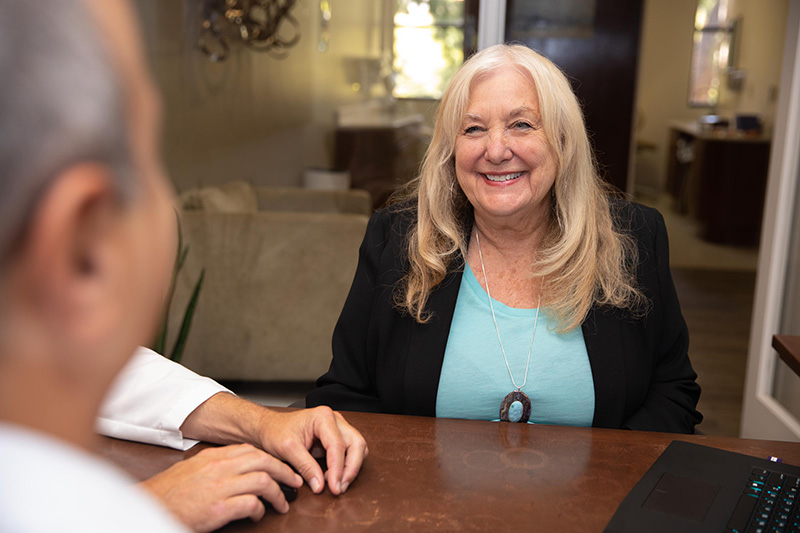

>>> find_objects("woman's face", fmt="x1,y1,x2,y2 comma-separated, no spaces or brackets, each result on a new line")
454,65,557,226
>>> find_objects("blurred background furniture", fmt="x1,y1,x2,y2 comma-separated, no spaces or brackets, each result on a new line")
665,121,771,246
168,181,370,382
335,102,424,210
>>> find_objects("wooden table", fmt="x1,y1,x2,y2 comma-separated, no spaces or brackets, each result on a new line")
97,410,800,532
774,334,800,378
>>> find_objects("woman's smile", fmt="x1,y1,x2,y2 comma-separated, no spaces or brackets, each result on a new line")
481,171,526,183
454,65,557,223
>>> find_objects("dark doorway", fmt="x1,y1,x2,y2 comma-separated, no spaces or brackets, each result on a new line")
505,0,644,192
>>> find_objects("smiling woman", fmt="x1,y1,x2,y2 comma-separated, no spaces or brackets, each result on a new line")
307,44,702,435
454,66,556,241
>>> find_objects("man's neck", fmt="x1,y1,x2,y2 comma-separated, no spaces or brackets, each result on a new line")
0,359,102,451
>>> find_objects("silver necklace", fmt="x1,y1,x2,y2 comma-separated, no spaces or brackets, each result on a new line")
475,228,541,423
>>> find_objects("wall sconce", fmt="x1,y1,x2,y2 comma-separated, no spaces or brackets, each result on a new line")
198,0,301,62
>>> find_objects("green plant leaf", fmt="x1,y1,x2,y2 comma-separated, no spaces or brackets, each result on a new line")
177,244,190,273
169,268,205,363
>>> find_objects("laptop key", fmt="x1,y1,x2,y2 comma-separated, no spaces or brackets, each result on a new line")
770,472,786,486
729,493,760,532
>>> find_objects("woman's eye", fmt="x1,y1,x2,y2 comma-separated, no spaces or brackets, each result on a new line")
511,121,533,130
463,125,483,135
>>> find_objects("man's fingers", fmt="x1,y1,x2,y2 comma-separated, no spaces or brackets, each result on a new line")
236,448,302,487
323,439,346,495
257,407,366,496
243,472,292,514
340,439,368,492
332,411,368,493
306,408,368,495
199,443,301,487
306,408,348,495
280,444,326,494
196,442,257,460
218,494,267,525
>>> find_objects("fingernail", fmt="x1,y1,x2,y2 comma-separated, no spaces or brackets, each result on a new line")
341,481,349,493
310,478,322,493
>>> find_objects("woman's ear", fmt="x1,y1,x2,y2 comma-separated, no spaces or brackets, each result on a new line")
13,163,121,343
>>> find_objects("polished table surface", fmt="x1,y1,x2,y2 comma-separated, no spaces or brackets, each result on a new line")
774,334,800,377
97,410,800,532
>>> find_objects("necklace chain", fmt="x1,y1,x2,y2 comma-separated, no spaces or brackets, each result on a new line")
474,228,541,392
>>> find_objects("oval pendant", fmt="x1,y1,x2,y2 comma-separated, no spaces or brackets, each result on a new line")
499,390,531,423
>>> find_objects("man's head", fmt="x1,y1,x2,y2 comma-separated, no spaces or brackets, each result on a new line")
0,0,132,259
0,0,174,441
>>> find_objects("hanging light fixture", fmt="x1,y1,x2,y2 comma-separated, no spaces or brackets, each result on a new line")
198,0,301,62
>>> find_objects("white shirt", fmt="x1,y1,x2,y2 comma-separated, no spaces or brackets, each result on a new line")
0,422,189,532
96,347,230,450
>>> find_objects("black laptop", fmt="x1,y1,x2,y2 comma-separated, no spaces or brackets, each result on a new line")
605,440,800,532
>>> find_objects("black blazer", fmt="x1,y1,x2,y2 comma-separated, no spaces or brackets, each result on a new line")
306,201,702,434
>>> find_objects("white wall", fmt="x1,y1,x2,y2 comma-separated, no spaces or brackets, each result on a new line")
717,0,787,129
135,0,384,191
634,0,702,194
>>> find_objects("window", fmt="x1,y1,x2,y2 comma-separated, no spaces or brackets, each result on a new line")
688,0,737,108
392,0,475,99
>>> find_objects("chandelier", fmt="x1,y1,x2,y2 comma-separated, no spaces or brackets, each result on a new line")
198,0,300,62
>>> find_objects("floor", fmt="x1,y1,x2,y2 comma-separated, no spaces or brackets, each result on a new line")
641,194,759,272
229,193,759,437
640,193,758,437
672,269,755,436
221,380,313,408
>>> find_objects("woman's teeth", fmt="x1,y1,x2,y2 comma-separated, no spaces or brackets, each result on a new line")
483,172,523,182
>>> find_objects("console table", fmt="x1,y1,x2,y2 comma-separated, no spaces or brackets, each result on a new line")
334,109,423,210
665,121,771,246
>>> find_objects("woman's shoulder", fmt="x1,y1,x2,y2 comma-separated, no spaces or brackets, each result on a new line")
609,197,665,239
371,200,417,234
359,200,418,258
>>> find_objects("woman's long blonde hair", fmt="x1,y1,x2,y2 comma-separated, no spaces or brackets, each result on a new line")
394,44,644,332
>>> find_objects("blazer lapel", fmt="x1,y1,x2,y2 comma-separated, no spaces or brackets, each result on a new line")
583,306,627,428
403,269,463,416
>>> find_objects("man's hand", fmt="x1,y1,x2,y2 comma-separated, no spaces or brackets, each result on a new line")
179,393,368,496
140,443,302,532
255,406,369,496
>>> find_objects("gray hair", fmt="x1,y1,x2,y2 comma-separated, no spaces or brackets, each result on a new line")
0,0,133,262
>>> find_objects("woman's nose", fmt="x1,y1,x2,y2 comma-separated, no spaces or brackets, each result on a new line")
484,130,512,164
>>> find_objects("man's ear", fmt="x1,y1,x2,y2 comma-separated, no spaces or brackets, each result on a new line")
15,163,121,342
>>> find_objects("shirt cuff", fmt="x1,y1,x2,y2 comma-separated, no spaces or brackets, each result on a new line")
96,347,231,450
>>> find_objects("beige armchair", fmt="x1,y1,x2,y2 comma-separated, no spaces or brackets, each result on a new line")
167,182,370,382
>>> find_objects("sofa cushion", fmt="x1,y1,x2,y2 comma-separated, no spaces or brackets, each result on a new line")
180,181,258,213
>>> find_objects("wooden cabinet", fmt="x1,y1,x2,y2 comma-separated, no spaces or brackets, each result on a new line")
666,122,771,246
335,118,423,211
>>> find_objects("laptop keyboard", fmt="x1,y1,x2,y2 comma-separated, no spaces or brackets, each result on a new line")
727,468,800,533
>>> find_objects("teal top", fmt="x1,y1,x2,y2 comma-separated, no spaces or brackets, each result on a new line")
435,263,595,425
